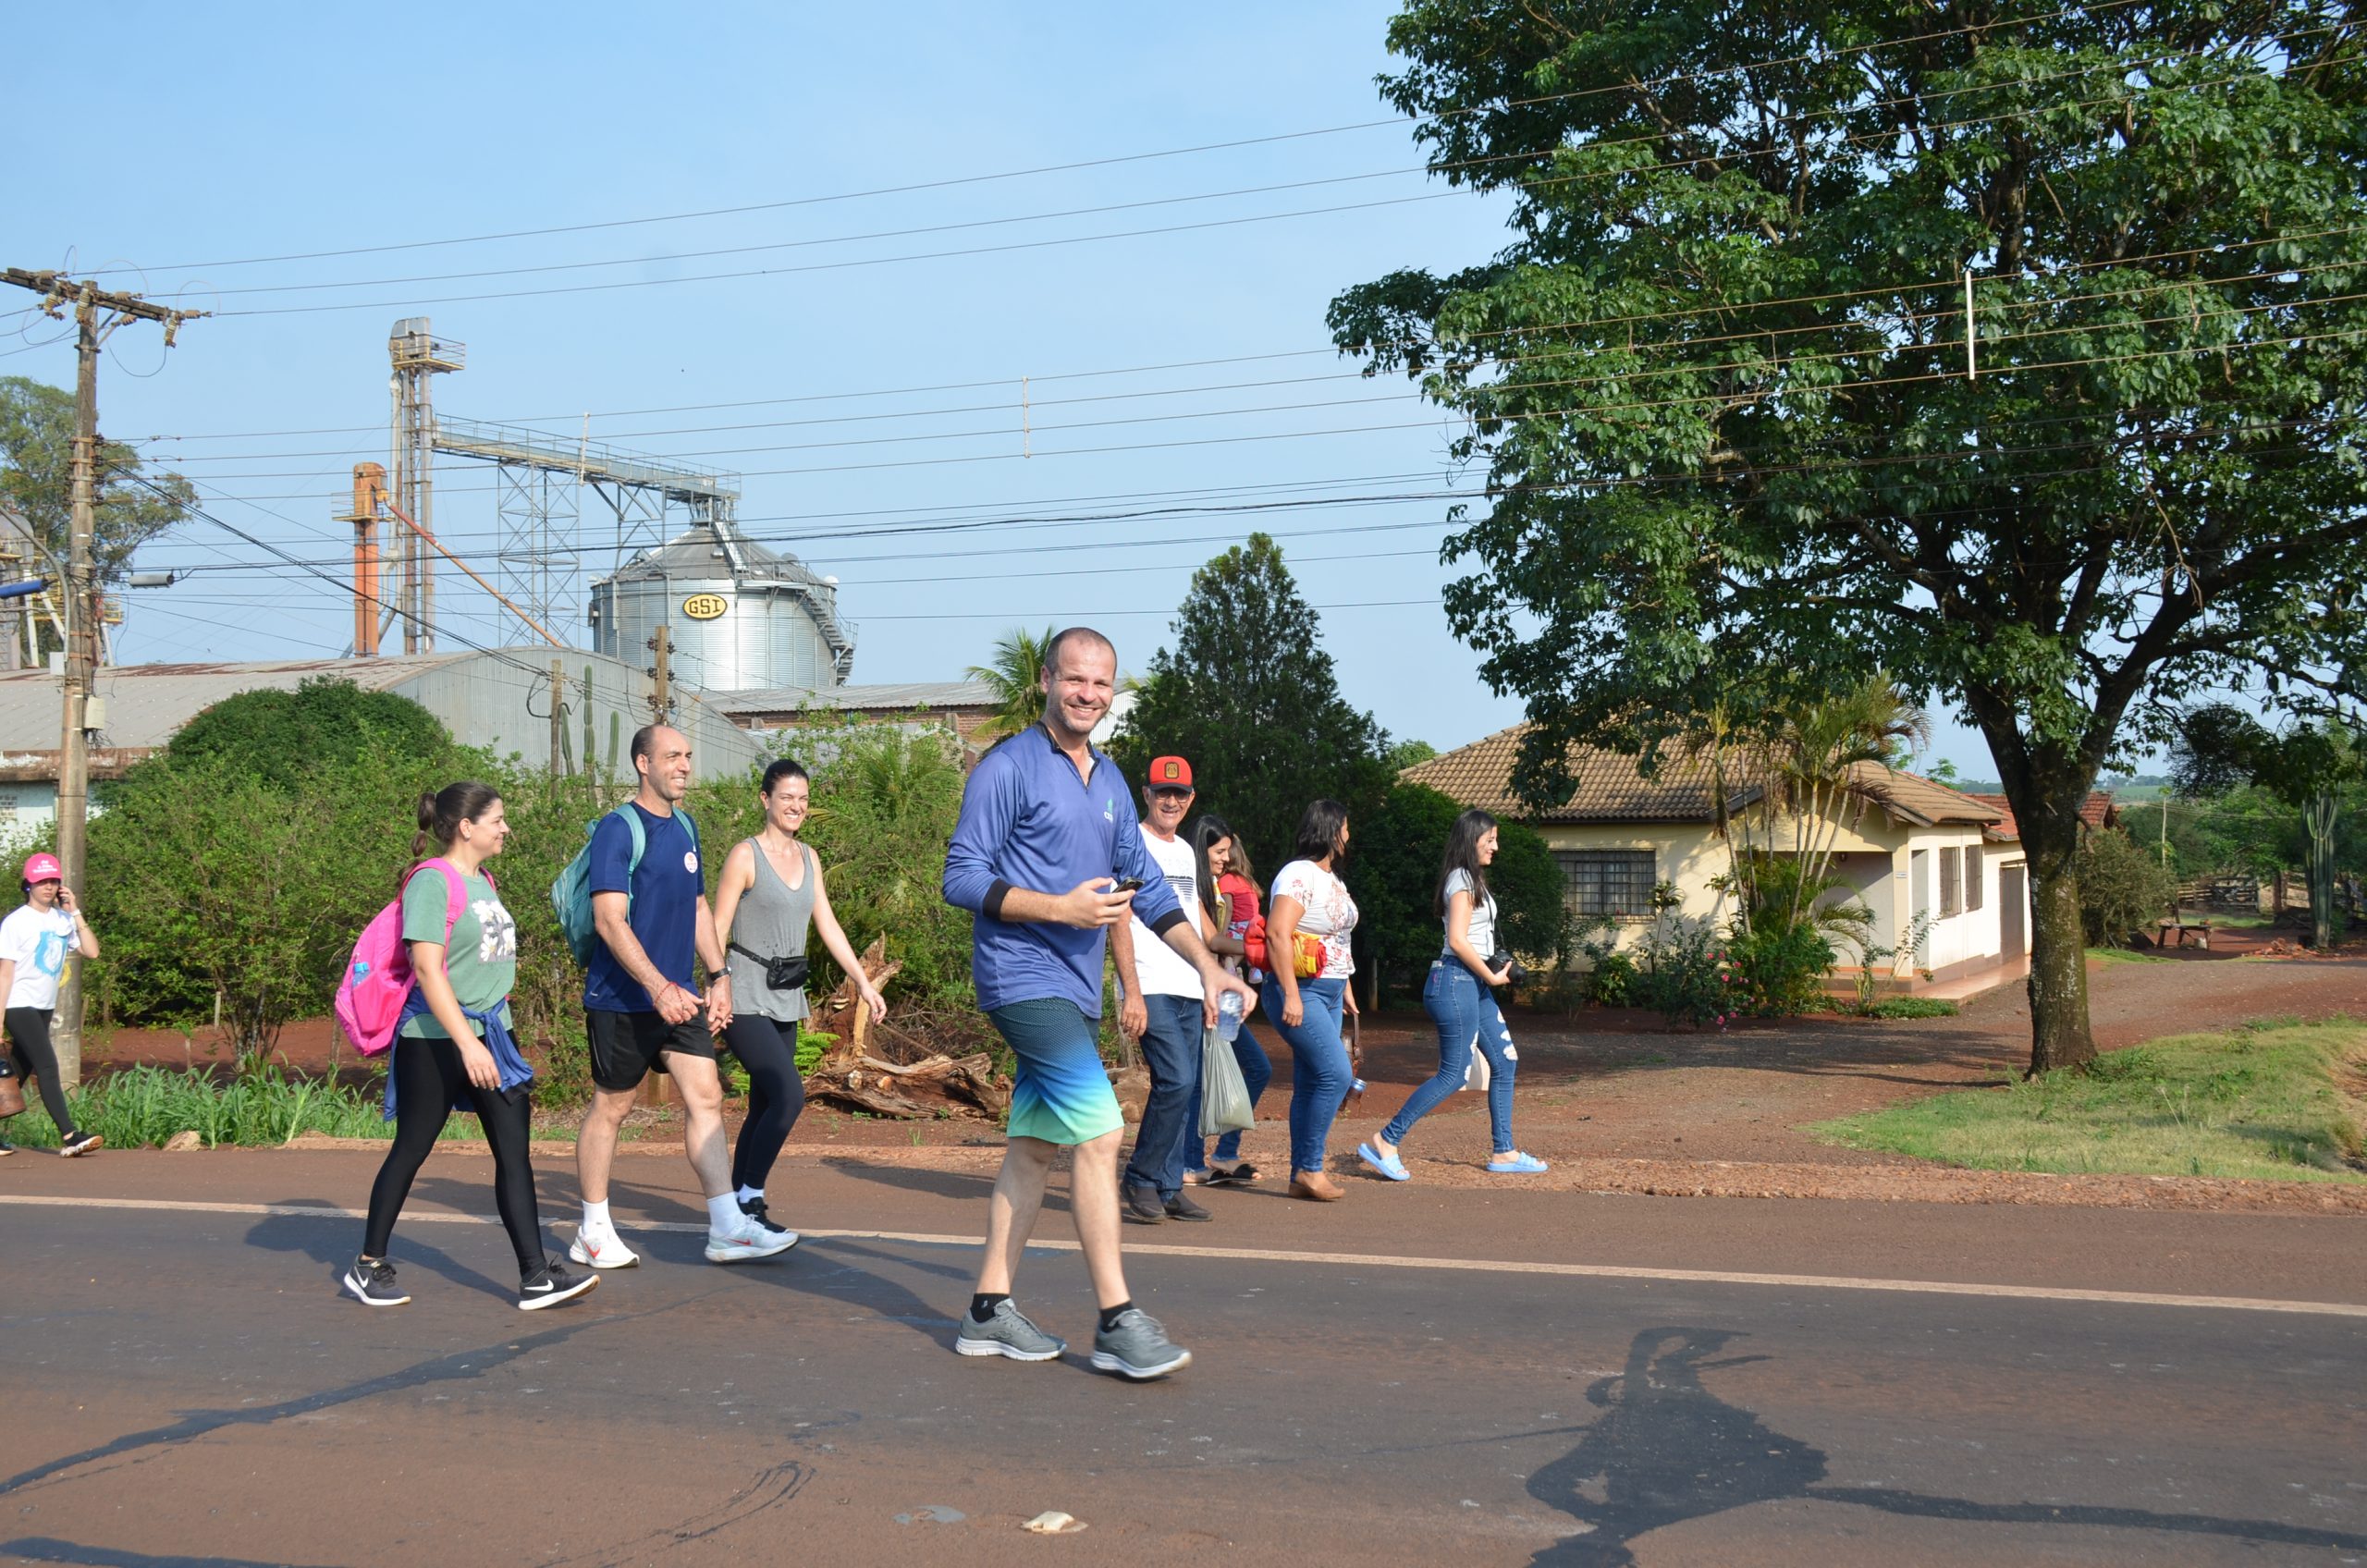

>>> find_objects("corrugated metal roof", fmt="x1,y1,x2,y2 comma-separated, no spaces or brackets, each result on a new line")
712,680,999,715
1405,722,2004,827
0,654,474,749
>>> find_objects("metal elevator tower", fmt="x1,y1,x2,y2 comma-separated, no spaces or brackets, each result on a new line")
387,319,462,653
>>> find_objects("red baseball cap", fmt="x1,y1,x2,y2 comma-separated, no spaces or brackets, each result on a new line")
1147,756,1194,789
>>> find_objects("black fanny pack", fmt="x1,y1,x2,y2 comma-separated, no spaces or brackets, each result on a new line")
730,942,809,991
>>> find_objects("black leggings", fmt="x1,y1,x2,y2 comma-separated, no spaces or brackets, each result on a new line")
723,1014,806,1193
362,1034,544,1277
6,1006,76,1139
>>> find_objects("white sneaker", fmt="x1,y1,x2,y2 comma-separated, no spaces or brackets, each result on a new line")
705,1214,798,1264
567,1226,640,1269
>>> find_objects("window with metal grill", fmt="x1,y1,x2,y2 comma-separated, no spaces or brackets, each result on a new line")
1940,846,1961,918
1964,843,1982,912
1555,850,1657,918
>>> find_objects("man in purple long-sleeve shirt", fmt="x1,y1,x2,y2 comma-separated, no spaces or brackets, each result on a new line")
942,626,1253,1380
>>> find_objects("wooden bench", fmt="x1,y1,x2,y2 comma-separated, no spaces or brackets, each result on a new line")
2152,917,2214,949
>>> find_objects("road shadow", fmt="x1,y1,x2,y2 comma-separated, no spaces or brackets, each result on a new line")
824,1157,1066,1211
241,1195,515,1305
1526,1327,2367,1565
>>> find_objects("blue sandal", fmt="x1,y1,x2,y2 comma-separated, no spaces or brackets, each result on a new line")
1487,1151,1549,1174
1357,1142,1410,1182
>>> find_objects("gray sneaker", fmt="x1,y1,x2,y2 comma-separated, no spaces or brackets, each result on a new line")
1090,1307,1192,1380
954,1299,1066,1362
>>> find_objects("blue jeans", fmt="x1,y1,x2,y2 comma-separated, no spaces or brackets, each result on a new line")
1261,976,1351,1176
1122,993,1205,1199
1383,961,1517,1154
1189,1017,1274,1170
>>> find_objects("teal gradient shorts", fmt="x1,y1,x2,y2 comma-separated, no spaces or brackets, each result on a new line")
987,998,1123,1145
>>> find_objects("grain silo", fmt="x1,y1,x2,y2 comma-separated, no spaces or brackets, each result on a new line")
588,519,855,693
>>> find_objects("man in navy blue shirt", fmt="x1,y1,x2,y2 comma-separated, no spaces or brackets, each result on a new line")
570,724,794,1271
943,627,1253,1380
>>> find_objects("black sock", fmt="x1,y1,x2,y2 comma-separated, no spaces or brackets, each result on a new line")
969,1292,1010,1324
1098,1300,1134,1333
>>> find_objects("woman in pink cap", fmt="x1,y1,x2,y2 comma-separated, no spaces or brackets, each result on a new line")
0,851,103,1157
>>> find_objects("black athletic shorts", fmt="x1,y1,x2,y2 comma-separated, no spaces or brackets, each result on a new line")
586,1006,717,1092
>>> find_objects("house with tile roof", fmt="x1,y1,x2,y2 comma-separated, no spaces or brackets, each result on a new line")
1404,724,2036,989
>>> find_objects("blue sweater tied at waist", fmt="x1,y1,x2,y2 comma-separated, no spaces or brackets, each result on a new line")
383,986,536,1121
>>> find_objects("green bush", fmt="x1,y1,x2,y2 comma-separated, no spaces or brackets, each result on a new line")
1723,920,1837,1016
1574,937,1638,1006
1632,909,1730,1028
2079,826,2179,946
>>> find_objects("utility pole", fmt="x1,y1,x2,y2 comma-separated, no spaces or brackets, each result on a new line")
549,658,568,777
648,623,673,726
2,268,203,1090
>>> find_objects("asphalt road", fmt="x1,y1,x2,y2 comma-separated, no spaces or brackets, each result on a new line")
3,1151,2363,1567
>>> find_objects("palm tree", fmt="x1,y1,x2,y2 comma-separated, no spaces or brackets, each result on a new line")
966,626,1056,741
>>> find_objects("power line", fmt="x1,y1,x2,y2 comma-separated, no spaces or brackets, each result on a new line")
130,221,2367,450
99,0,2151,280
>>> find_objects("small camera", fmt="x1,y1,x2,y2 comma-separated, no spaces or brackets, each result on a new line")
1489,952,1529,986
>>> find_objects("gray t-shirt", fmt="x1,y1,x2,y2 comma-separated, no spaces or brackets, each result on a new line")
1441,867,1498,959
725,839,817,1023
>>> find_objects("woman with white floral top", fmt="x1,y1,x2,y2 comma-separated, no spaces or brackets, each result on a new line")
1259,799,1359,1201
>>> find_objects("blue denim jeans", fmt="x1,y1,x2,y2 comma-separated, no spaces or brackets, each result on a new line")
1383,961,1517,1154
1188,1017,1274,1170
1261,975,1351,1176
1122,993,1205,1199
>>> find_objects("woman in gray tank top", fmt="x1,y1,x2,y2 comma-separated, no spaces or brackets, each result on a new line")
710,759,888,1237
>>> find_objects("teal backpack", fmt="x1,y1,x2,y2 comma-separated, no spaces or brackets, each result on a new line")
551,805,700,966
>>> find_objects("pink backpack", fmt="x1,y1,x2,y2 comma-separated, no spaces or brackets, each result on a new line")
334,858,471,1057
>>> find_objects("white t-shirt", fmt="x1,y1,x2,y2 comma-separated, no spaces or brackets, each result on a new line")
1272,858,1358,979
1441,867,1499,958
0,904,80,1011
1125,827,1204,999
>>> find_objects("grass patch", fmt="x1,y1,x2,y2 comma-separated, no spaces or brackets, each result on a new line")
4,1062,464,1150
2087,945,2174,964
1860,997,1959,1019
1812,1021,2367,1182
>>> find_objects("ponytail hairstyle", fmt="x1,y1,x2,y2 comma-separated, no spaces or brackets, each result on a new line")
1435,807,1499,918
408,780,503,880
1191,814,1239,925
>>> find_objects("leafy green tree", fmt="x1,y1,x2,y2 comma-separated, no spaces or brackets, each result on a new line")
1344,780,1466,1000
1331,1,2367,1072
1384,738,1440,772
964,625,1055,741
0,375,193,643
2174,704,2363,946
166,678,459,788
1489,820,1572,968
1112,533,1392,874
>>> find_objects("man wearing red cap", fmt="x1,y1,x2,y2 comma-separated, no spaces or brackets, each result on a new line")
0,852,104,1157
1110,756,1213,1224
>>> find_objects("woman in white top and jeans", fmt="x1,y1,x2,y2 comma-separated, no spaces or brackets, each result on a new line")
1359,809,1547,1180
1260,799,1359,1201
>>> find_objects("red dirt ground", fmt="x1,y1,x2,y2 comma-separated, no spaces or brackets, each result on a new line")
80,934,2366,1172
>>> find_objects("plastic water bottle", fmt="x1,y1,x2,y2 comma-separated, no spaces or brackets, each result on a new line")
1216,988,1244,1042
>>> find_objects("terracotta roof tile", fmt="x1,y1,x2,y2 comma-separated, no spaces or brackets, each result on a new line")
1405,724,2004,827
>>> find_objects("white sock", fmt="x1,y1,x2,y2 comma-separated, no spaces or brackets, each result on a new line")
582,1199,611,1231
736,1184,764,1205
706,1194,743,1232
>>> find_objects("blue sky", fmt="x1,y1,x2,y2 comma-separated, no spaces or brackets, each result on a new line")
6,2,2001,773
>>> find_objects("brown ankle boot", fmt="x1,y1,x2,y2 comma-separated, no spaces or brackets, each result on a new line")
1289,1170,1345,1202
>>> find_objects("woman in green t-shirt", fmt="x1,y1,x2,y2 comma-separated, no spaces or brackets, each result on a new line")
346,781,596,1314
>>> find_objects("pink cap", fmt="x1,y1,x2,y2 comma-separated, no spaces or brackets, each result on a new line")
21,852,61,885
